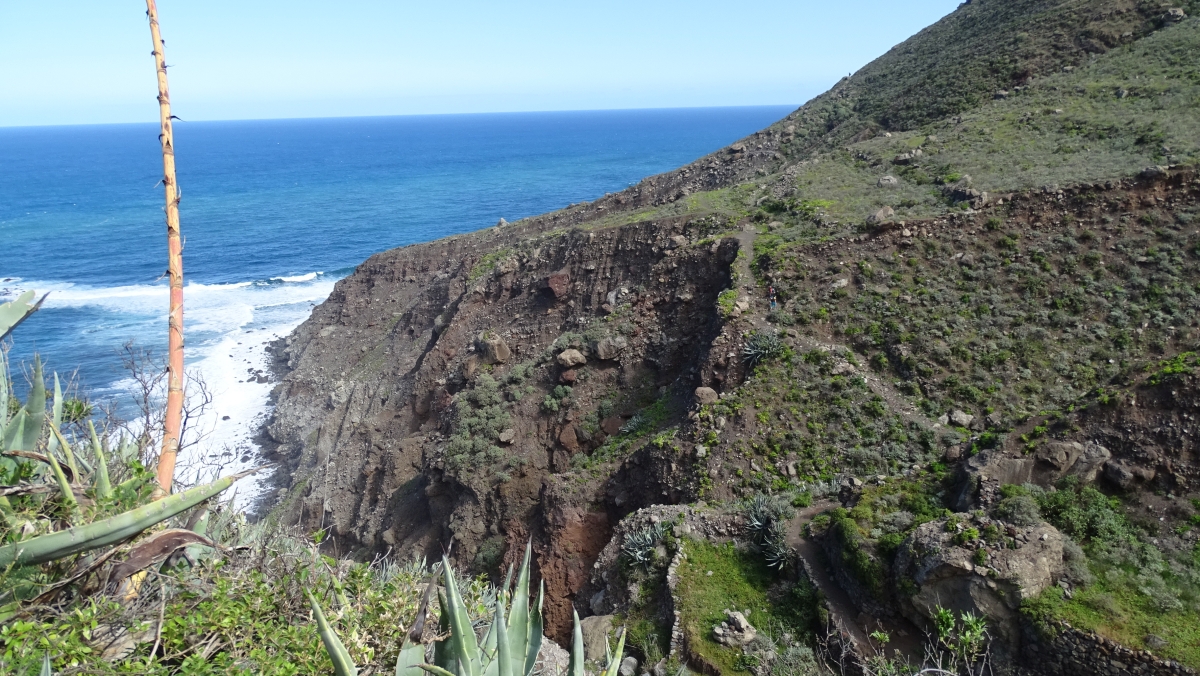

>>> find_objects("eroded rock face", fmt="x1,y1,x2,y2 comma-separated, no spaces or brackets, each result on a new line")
262,214,738,638
895,519,1065,648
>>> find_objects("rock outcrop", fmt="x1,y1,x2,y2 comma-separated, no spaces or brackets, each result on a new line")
895,518,1065,649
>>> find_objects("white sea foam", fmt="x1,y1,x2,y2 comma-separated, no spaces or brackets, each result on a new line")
271,272,322,283
7,273,336,508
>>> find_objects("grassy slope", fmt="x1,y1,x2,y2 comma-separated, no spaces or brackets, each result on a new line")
674,540,819,674
602,16,1200,232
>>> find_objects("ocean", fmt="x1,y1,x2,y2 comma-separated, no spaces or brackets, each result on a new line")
0,106,791,488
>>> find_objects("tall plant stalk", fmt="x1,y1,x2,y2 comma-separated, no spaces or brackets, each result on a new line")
146,0,184,497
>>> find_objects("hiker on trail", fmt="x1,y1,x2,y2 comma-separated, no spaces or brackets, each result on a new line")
768,285,777,310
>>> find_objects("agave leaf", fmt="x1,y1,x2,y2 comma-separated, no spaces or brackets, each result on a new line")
0,467,259,568
501,563,514,598
0,290,46,341
569,610,585,676
433,589,460,674
49,375,62,451
88,421,111,499
306,588,358,676
40,651,52,676
522,581,544,676
396,640,427,676
601,629,627,676
495,603,513,676
43,427,77,514
482,607,498,662
442,555,481,676
3,410,26,453
417,665,459,676
50,375,81,481
508,542,532,676
19,357,46,452
0,349,9,430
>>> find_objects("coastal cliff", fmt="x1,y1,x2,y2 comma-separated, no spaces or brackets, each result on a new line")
263,0,1200,668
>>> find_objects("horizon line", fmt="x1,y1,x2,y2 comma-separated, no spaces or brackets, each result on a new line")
0,103,800,131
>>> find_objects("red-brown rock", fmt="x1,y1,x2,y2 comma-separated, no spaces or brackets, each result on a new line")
546,272,571,299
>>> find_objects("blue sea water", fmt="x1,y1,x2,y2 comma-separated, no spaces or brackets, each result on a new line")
0,107,789,461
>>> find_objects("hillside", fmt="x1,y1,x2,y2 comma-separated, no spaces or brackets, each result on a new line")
261,2,1200,674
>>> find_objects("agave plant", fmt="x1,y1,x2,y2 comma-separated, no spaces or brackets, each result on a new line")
0,292,253,618
621,522,668,569
310,542,627,676
741,331,784,367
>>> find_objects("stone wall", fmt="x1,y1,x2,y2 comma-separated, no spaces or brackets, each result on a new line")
1021,621,1195,676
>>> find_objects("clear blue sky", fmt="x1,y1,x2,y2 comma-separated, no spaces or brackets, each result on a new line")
1,1,960,127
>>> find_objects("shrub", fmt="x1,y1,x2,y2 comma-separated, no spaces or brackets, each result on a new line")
1035,477,1132,544
995,494,1042,526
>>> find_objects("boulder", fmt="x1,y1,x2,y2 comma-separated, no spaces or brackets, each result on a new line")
619,656,638,676
712,610,757,647
867,206,895,225
1035,442,1084,474
694,387,719,406
878,175,899,188
557,349,587,368
476,333,511,364
1104,461,1136,489
537,637,571,676
601,417,624,436
559,425,581,454
579,615,615,662
895,519,1064,648
1066,443,1111,483
498,428,516,444
559,369,577,384
593,336,628,361
1166,7,1187,21
949,410,974,427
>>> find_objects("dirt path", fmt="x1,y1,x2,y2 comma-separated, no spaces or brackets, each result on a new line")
786,502,924,663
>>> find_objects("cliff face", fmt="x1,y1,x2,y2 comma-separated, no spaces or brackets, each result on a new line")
263,214,746,634
262,0,1200,650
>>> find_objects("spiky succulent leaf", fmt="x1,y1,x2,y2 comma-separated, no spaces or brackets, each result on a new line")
442,556,481,676
19,357,46,452
40,652,52,676
88,421,111,499
495,602,513,676
0,290,45,341
45,427,77,513
433,589,459,674
507,541,532,676
569,610,585,676
523,581,544,676
306,588,358,676
0,468,253,567
601,629,627,676
396,641,427,676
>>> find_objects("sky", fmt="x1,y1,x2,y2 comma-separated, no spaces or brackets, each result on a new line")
0,1,961,127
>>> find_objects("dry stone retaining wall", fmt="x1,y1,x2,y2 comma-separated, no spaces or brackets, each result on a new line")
1021,622,1195,676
